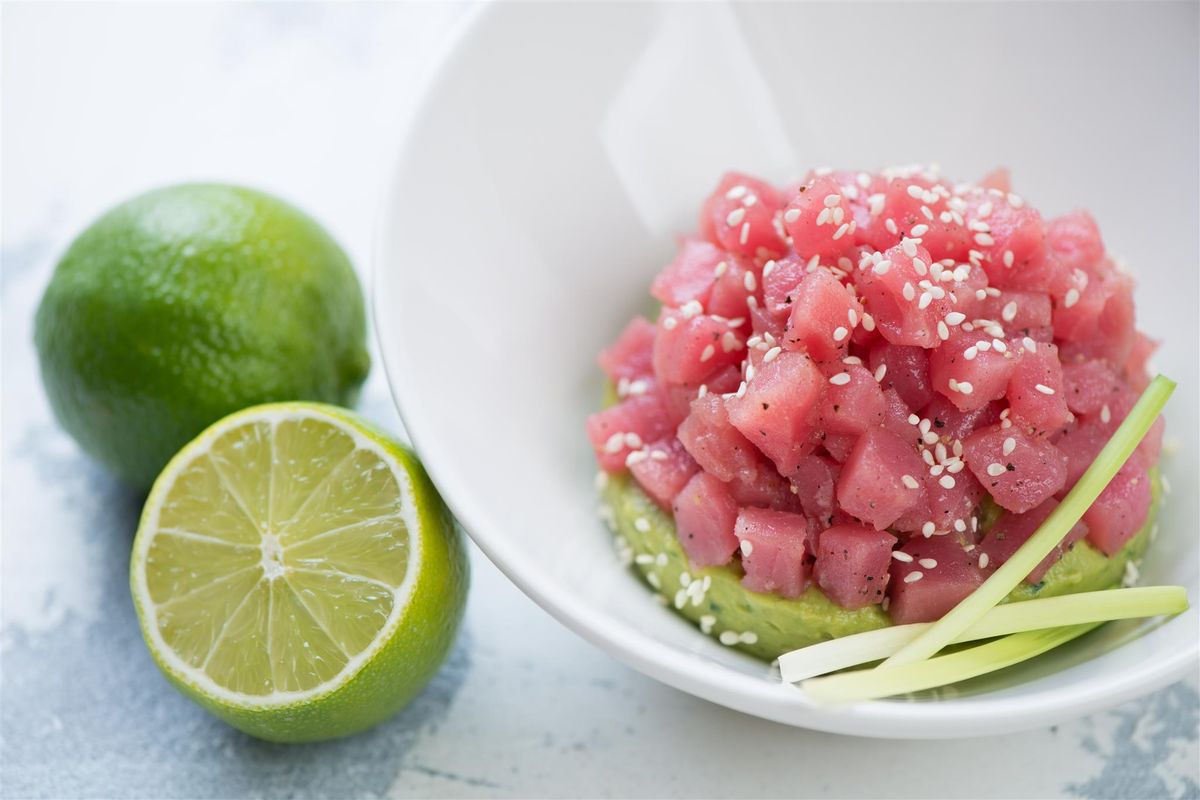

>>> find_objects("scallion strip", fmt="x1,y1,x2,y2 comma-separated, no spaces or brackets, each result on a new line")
780,586,1187,683
883,375,1175,668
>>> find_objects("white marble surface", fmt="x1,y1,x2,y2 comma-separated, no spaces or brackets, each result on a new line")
1,4,1197,798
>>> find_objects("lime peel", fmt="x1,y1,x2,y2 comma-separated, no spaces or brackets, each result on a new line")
780,585,1188,684
883,374,1176,668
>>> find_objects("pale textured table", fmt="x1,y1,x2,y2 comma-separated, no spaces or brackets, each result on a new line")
2,5,1197,799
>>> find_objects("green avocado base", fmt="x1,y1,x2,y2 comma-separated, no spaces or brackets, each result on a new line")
600,468,1161,662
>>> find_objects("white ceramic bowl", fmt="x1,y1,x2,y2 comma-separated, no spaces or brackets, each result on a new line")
374,2,1198,737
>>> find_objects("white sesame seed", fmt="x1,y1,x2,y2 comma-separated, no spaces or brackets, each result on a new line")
861,313,876,331
1008,193,1024,208
902,238,918,257
783,208,801,224
946,311,966,325
740,539,754,557
938,475,956,489
762,260,776,278
918,558,939,569
763,346,782,364
1003,437,1017,456
833,222,851,240
726,185,748,200
975,289,987,301
680,299,703,318
992,339,1007,353
625,449,648,467
635,517,651,533
901,474,920,489
603,433,625,453
907,185,925,199
1101,404,1112,424
911,224,930,237
987,463,1006,477
977,339,992,352
743,271,757,292
647,573,661,590
979,553,990,569
829,372,852,386
843,355,864,366
740,222,750,245
719,630,739,646
962,346,978,361
904,571,924,583
700,344,715,362
824,193,842,208
874,363,888,383
937,321,950,340
624,433,643,449
974,232,995,247
913,257,928,276
918,291,933,310
1003,250,1014,268
908,413,921,425
817,207,832,226
663,316,678,330
903,282,916,302
954,519,967,532
1023,336,1037,353
1035,383,1056,395
873,259,892,275
923,431,939,445
1064,288,1081,308
740,631,759,645
726,207,746,227
1001,301,1018,322
848,308,859,327
833,326,849,342
922,521,936,537
919,418,932,434
714,260,728,277
957,381,974,395
700,615,716,634
635,553,654,565
892,550,914,562
886,218,899,235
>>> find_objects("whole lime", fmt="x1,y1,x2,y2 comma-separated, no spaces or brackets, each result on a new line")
34,184,371,489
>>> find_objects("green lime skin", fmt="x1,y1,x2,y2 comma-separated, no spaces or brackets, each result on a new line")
35,184,371,489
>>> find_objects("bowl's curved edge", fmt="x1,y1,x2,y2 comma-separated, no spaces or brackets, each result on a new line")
370,1,1200,739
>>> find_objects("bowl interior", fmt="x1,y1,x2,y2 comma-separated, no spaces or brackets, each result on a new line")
375,2,1198,736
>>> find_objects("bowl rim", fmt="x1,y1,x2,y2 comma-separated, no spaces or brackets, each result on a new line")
370,0,1199,738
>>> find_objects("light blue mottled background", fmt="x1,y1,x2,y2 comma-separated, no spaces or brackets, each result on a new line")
1,4,1197,798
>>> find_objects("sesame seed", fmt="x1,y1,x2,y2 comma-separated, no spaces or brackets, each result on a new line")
937,321,950,340
647,572,661,589
892,550,914,562
923,430,939,444
663,316,678,330
833,326,849,341
700,344,715,362
824,193,842,208
919,291,933,309
763,346,781,364
977,339,992,352
918,558,938,569
937,474,955,489
697,384,708,399
726,207,746,227
975,289,987,301
1023,336,1037,353
913,257,928,276
901,474,920,489
861,313,876,331
954,519,967,532
903,282,916,301
833,222,851,240
635,517,651,533
886,218,899,235
911,224,930,237
726,185,748,200
957,381,974,395
1008,193,1024,208
739,222,750,245
740,539,754,557
1035,383,1056,395
922,521,936,537
743,271,757,292
978,201,994,218
829,372,852,386
680,299,703,318
979,553,990,569
993,339,1007,353
908,413,921,425
700,615,716,634
848,308,859,326
714,260,728,277
740,631,759,645
902,238,918,257
719,630,739,646
762,260,776,278
1101,404,1112,424
635,553,654,565
1003,250,1014,268
904,571,924,583
784,208,801,224
946,311,966,325
907,185,925,199
987,463,1006,477
1002,301,1018,322
874,363,888,382
1064,288,1081,308
1003,437,1017,456
974,232,995,247
817,208,832,226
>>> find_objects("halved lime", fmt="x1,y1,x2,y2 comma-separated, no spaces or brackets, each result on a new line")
129,403,467,742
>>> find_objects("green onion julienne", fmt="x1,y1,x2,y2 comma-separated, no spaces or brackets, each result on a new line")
781,586,1188,684
882,375,1176,668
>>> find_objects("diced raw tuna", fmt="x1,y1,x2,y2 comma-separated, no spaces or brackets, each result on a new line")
855,241,945,348
749,302,785,340
1054,417,1108,489
1062,360,1128,415
819,432,859,464
1059,272,1136,367
929,330,1017,411
1007,342,1071,435
707,254,761,319
651,238,723,308
1083,463,1152,556
782,267,863,361
790,453,841,522
1046,210,1104,276
661,366,742,427
814,524,897,609
978,497,1089,584
736,507,811,598
869,342,934,409
896,467,986,537
976,290,1053,333
673,472,740,567
726,350,823,477
628,438,699,510
677,393,761,484
653,309,744,385
920,395,1004,443
762,254,809,320
881,387,922,444
963,424,1068,513
971,200,1047,289
1124,332,1158,393
808,364,886,436
836,429,925,529
586,394,674,473
599,316,657,383
727,464,799,512
781,175,858,262
887,534,984,624
699,172,787,258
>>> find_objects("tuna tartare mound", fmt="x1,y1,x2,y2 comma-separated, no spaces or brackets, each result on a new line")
587,166,1164,661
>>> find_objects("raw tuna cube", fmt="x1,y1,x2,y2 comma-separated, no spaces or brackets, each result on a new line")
1062,360,1127,415
888,534,984,624
661,366,742,427
1124,331,1158,393
762,254,809,320
1083,463,1152,556
677,393,761,483
699,172,786,258
855,241,945,348
653,309,744,385
782,267,863,361
599,317,657,384
929,330,1017,411
972,200,1047,288
976,290,1053,333
1054,417,1108,488
791,453,841,522
814,524,897,609
651,237,722,308
808,364,886,436
1058,271,1136,367
963,424,1068,513
819,432,859,464
1007,342,1071,435
673,472,740,567
628,438,699,510
836,429,925,530
726,350,823,477
707,254,761,319
585,393,674,472
727,461,798,512
735,507,811,598
749,303,785,340
782,175,858,262
881,388,922,444
978,498,1089,584
869,342,934,410
895,467,986,537
920,395,1004,443
1046,210,1104,276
